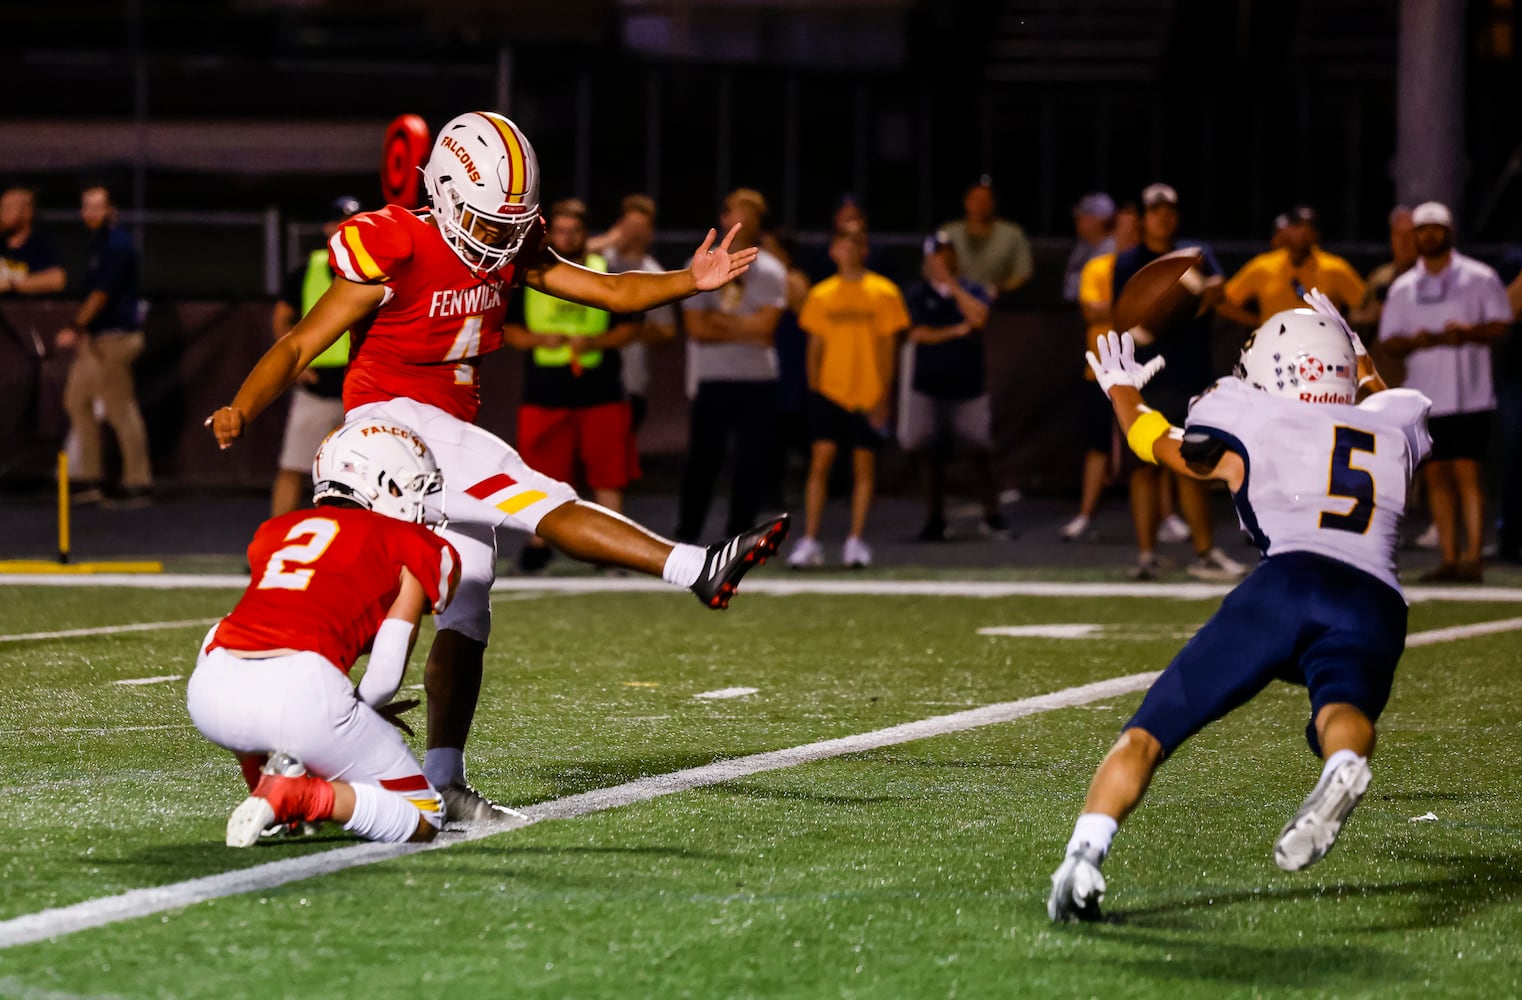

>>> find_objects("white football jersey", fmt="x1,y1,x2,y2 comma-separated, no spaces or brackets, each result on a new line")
1184,378,1432,592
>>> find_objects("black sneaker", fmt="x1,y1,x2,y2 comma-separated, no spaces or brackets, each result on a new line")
917,514,950,542
691,514,790,610
518,543,553,574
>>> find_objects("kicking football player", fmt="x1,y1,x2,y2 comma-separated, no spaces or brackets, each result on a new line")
188,418,461,846
1047,291,1432,922
205,112,788,823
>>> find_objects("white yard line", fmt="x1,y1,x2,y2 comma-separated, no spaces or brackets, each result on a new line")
1,573,1520,602
0,619,220,644
978,624,1104,639
111,676,184,687
1404,616,1522,646
693,687,759,700
1,610,1519,949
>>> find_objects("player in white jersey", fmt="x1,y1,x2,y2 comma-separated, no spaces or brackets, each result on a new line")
1047,293,1431,923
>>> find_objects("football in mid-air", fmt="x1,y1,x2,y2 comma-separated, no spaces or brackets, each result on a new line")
1113,247,1208,345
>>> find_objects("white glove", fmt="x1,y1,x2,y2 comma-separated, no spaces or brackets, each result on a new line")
1303,287,1367,358
1086,330,1166,395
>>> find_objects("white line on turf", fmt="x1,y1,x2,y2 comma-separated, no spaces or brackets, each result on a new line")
693,687,759,700
0,671,1160,950
978,624,1103,639
0,615,1518,950
0,619,221,644
2,574,1520,602
1404,616,1522,646
111,675,184,687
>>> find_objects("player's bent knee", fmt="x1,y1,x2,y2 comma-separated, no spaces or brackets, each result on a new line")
1116,726,1166,765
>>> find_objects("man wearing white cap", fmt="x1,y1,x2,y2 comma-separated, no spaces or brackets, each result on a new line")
1378,201,1512,581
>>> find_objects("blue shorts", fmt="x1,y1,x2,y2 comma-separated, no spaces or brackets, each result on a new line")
1125,551,1408,757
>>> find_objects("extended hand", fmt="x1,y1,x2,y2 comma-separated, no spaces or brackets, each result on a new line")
376,698,420,738
1302,288,1367,358
203,406,247,450
689,223,759,292
1086,330,1166,396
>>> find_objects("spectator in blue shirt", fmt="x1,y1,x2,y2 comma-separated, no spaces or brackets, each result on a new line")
898,230,1009,541
55,184,152,506
0,185,66,296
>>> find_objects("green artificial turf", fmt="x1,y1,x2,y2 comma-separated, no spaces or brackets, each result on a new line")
0,586,1519,998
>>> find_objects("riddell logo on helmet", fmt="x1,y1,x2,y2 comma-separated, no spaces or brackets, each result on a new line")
360,423,427,454
440,136,481,184
1300,390,1353,404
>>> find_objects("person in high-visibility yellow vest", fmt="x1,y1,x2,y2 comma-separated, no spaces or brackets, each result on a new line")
270,196,361,517
504,198,643,573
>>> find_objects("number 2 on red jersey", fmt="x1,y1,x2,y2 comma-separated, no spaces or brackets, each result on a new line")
257,517,340,591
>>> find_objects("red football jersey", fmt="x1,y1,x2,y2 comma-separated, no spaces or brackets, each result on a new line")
208,506,460,672
328,205,542,422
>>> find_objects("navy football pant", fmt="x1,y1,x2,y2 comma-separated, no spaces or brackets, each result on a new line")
1126,551,1408,758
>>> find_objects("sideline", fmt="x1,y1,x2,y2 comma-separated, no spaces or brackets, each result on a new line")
3,574,1522,602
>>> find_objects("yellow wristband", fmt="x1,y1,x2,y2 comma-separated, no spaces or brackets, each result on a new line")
1126,410,1172,465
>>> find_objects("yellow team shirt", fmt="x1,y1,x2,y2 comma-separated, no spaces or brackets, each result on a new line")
1224,246,1366,324
1078,252,1116,381
798,272,910,412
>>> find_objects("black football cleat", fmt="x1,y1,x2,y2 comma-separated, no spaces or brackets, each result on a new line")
691,514,790,610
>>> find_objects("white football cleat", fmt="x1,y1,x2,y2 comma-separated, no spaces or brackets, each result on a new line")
226,796,277,848
1047,843,1107,923
441,782,529,825
1274,756,1371,872
842,536,873,569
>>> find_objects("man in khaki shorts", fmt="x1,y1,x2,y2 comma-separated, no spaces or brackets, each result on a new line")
270,196,362,517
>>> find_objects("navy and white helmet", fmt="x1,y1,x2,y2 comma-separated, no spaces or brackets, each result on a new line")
1235,308,1359,405
312,419,443,524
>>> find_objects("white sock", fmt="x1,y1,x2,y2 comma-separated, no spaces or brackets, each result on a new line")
662,543,707,588
423,747,465,789
1066,813,1119,859
343,784,423,843
1320,748,1364,782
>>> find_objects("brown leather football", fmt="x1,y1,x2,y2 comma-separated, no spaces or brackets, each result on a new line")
1112,247,1208,346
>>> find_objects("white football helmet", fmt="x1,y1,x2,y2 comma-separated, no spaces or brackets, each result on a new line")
312,419,443,524
1235,308,1359,405
422,111,540,276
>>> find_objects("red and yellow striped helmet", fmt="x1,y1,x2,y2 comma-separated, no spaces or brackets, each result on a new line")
422,111,541,275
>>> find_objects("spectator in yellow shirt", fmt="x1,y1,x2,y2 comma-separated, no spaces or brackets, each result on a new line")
788,222,909,569
1217,205,1365,327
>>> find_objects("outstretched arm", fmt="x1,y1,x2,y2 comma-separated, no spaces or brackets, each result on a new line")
1087,331,1244,489
525,223,758,313
207,277,385,448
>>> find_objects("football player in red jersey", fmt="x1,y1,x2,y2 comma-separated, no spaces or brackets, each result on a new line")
188,418,469,845
206,111,789,822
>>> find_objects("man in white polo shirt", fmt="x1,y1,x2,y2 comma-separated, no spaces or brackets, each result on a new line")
1378,201,1512,582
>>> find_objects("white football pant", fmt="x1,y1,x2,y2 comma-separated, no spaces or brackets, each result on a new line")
347,397,580,643
187,640,443,829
